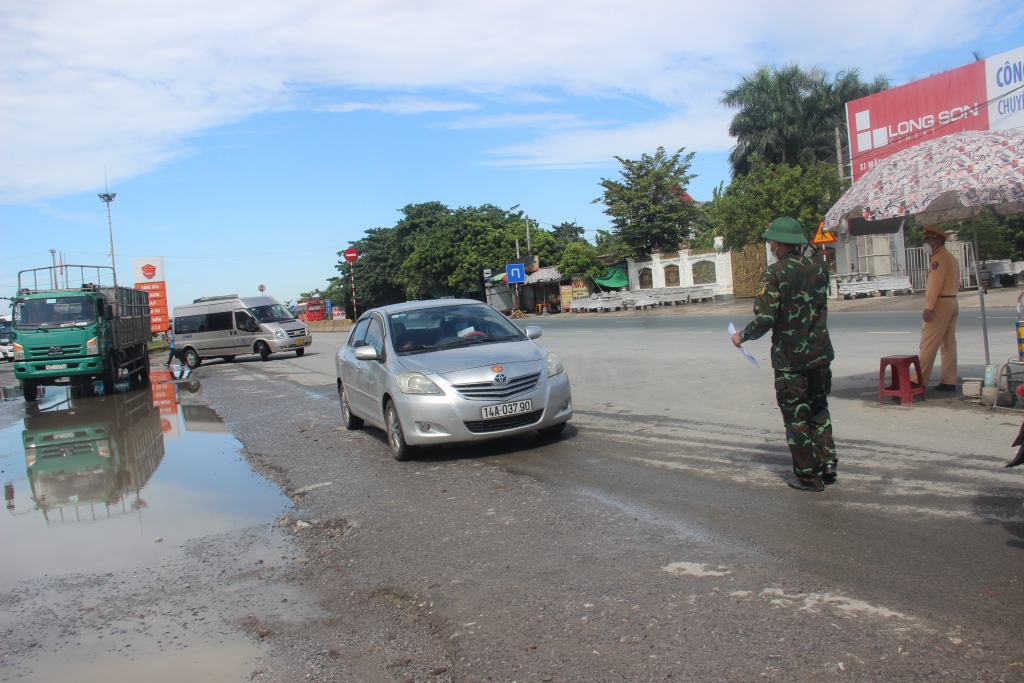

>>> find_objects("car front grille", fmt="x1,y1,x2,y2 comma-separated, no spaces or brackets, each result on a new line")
30,344,82,355
451,372,542,401
286,328,305,338
463,410,544,434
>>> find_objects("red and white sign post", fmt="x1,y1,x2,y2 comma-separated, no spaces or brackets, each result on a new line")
846,46,1024,182
343,247,359,320
132,256,168,334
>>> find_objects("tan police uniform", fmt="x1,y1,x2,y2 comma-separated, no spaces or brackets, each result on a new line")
915,241,959,386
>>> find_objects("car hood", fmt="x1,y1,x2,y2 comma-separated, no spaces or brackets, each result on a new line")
395,339,545,377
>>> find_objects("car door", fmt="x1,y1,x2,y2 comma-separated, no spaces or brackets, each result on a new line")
352,315,387,422
233,309,257,355
204,310,235,356
341,318,371,415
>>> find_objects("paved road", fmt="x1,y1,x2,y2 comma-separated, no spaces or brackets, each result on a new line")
232,307,1024,640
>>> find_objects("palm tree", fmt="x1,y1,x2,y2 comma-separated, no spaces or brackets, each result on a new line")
721,65,889,176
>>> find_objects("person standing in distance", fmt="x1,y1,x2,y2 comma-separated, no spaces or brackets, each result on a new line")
913,228,959,391
732,217,836,492
165,322,176,367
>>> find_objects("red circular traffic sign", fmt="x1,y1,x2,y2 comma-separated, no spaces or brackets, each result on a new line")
343,248,359,262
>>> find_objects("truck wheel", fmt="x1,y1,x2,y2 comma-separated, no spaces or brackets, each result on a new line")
21,379,38,402
102,361,117,395
295,348,305,357
139,347,151,383
258,342,271,362
184,348,202,369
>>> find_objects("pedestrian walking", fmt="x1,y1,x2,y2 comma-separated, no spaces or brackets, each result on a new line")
166,323,177,367
912,228,959,391
732,217,836,492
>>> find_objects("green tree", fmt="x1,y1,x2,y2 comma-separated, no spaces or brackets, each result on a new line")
594,146,697,258
557,241,607,279
721,64,888,176
594,229,627,256
715,154,843,250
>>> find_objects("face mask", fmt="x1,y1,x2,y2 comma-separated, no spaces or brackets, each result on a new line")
923,242,934,255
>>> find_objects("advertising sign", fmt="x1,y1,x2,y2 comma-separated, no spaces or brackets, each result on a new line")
132,256,168,334
846,46,1024,182
506,263,526,284
560,285,574,312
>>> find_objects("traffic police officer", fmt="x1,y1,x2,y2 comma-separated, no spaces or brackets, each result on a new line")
732,217,836,492
913,228,959,391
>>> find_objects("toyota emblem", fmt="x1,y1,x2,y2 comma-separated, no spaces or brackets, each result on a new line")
493,373,508,385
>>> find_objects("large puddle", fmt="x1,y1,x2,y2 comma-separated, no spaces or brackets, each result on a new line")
0,370,295,682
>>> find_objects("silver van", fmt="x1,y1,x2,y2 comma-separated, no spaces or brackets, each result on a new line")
172,295,311,368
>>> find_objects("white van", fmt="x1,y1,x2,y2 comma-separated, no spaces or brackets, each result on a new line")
172,295,311,368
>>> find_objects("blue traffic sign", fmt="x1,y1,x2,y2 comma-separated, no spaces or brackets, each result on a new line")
506,263,526,284
326,299,333,316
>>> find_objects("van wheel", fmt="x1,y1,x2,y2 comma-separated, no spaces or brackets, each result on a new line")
184,348,202,369
385,401,416,461
295,348,305,357
21,379,38,402
221,356,235,363
258,342,271,362
339,384,363,430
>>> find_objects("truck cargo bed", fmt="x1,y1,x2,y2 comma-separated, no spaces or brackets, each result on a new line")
99,286,151,350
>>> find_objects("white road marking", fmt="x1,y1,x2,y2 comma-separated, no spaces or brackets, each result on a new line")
662,562,730,577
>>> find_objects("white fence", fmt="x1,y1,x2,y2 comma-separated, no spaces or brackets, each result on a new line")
895,242,975,291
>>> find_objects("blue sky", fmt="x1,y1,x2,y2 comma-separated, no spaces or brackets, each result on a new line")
2,0,1022,310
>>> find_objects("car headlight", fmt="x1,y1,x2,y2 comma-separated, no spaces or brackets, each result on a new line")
396,372,443,395
13,342,24,360
86,337,99,355
547,352,564,377
274,329,285,340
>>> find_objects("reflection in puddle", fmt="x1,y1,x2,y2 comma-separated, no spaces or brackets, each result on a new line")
0,370,294,682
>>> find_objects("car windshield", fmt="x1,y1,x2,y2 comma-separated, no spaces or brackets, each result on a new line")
248,304,295,323
14,297,97,329
388,304,525,354
0,321,11,343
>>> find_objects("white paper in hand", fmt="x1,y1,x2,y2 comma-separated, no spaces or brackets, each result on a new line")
728,322,760,368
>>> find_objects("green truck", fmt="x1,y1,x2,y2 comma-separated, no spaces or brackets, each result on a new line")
12,265,152,401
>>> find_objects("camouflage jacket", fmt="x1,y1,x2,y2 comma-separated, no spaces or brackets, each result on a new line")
738,251,834,371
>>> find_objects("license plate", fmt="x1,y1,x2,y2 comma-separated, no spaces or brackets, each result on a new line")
481,399,532,420
295,339,304,346
44,364,68,370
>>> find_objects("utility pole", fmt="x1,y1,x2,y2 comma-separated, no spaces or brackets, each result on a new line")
98,183,118,287
516,239,520,259
526,214,531,259
349,262,358,320
50,250,57,288
834,126,845,186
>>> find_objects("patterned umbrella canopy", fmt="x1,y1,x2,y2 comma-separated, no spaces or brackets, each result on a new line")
824,130,1024,228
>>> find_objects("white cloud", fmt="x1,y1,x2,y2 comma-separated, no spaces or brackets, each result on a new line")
441,112,597,130
321,98,478,115
1,0,1016,201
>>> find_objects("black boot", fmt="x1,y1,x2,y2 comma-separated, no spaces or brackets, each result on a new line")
822,463,837,486
934,383,956,392
787,477,825,492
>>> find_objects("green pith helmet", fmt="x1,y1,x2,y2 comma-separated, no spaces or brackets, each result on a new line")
762,217,807,245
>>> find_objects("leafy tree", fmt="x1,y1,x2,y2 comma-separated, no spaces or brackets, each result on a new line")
551,220,585,255
721,64,888,176
715,154,843,250
557,241,607,279
594,146,698,258
594,229,627,256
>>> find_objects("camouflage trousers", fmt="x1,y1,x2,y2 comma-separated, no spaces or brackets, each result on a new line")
773,365,837,481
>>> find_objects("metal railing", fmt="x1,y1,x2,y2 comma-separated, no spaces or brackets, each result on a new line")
891,243,975,291
17,265,116,293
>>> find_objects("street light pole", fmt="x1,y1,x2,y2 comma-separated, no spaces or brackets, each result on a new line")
98,190,117,287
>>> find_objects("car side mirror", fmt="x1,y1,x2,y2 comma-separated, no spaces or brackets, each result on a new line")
524,325,543,340
353,346,378,361
104,305,114,321
245,318,258,332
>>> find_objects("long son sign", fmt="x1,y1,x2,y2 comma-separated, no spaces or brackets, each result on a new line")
846,46,1024,182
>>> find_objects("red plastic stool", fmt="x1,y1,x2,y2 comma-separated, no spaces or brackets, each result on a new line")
878,355,926,405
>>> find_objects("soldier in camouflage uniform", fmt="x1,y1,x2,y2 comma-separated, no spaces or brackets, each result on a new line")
731,217,836,492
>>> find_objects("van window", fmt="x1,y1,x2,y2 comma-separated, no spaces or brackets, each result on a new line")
175,315,206,333
234,310,255,330
207,311,233,332
364,316,385,355
348,319,370,347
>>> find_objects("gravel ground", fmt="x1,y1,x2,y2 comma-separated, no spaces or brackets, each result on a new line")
196,359,1024,683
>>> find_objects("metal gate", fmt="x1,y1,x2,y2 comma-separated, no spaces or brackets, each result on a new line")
894,242,975,291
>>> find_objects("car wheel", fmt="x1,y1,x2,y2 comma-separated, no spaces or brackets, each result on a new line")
21,379,38,402
184,348,202,369
339,384,363,430
221,355,235,363
258,342,271,362
295,348,305,357
538,421,567,437
385,400,415,461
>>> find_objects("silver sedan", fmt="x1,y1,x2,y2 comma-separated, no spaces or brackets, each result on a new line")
335,299,572,460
